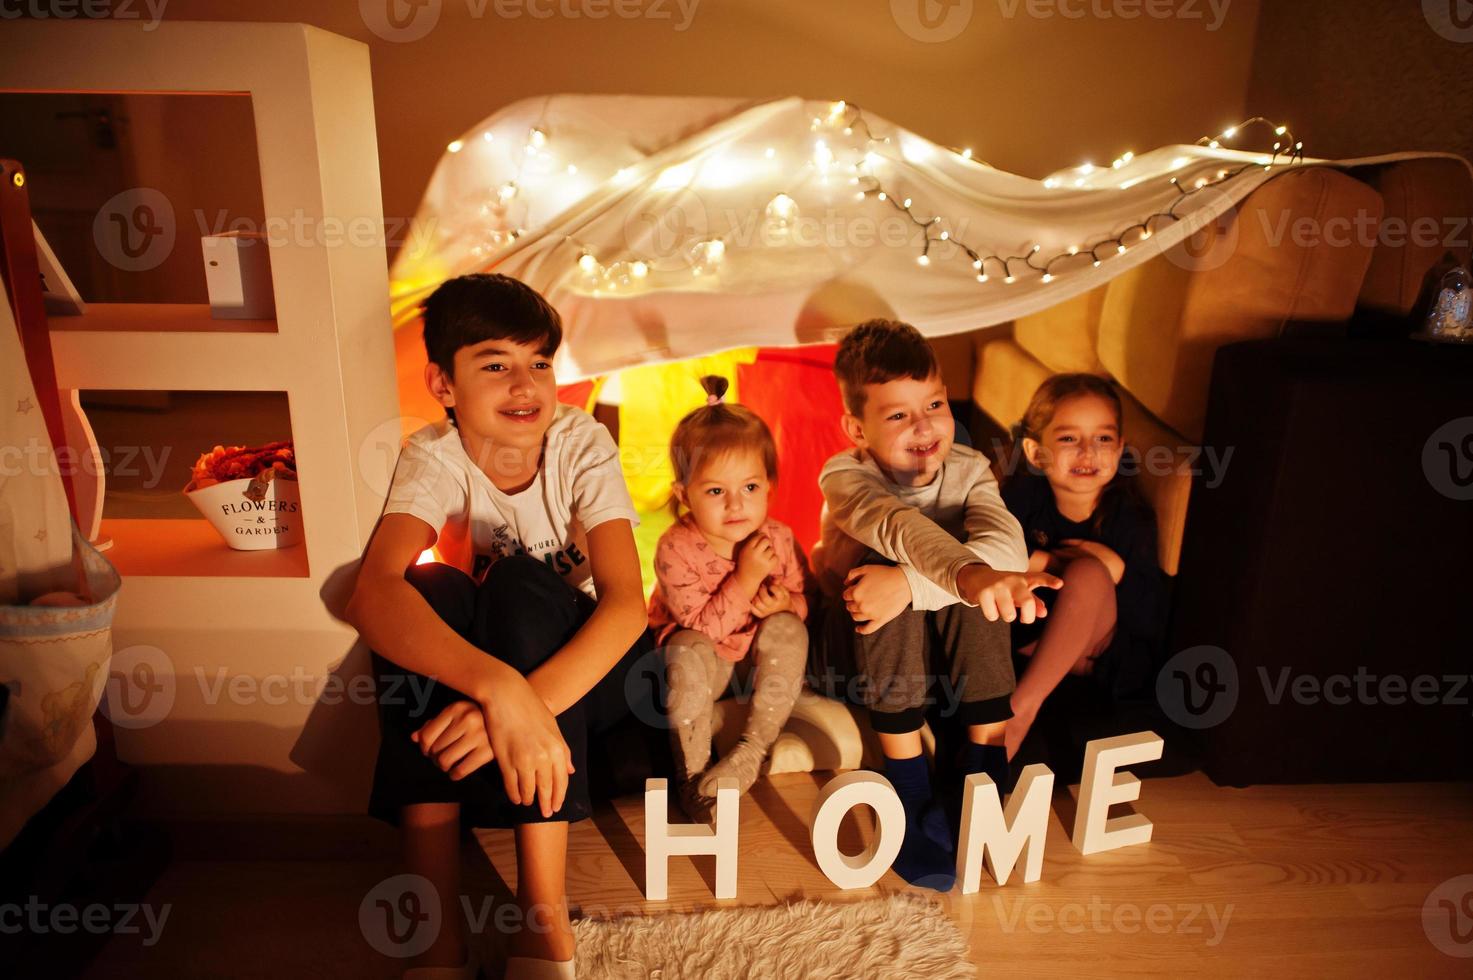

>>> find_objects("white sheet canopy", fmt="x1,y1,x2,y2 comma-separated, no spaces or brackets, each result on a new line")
389,94,1451,382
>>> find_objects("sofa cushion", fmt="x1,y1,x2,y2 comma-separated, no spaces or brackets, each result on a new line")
930,331,979,401
972,335,1053,437
711,690,936,774
1013,284,1109,374
1097,166,1384,441
1355,157,1473,317
1118,389,1195,577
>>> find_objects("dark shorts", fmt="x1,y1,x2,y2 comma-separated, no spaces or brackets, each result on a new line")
367,555,661,828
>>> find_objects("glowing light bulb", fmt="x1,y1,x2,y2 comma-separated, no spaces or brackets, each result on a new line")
482,131,495,142
1208,140,1220,149
1032,245,1041,253
1141,230,1152,240
902,197,912,209
498,182,518,203
977,273,988,283
1117,244,1127,254
1043,178,1059,188
917,254,930,267
877,192,887,202
566,164,578,175
1274,125,1287,135
939,231,950,241
813,140,834,169
529,128,548,148
766,193,798,223
1222,126,1236,138
1093,260,1102,268
765,147,776,159
613,167,634,184
1042,273,1054,283
1003,275,1015,284
1067,245,1079,255
1122,152,1133,162
830,100,847,117
1078,162,1095,173
578,253,599,274
655,163,694,190
632,260,649,278
447,139,464,153
972,258,983,270
962,147,974,160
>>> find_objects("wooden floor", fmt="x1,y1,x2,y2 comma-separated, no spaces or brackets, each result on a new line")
73,771,1473,978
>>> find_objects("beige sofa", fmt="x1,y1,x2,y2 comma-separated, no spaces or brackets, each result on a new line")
748,157,1472,776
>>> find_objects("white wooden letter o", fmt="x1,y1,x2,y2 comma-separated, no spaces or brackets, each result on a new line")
810,771,905,890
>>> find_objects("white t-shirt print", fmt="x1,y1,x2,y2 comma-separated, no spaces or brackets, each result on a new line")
382,404,639,598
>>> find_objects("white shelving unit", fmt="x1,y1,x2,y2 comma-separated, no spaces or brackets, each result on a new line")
3,22,400,814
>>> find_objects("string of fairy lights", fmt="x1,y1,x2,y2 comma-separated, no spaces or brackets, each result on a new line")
441,99,1305,292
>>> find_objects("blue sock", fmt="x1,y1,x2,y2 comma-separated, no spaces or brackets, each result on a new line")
962,741,1010,791
884,753,956,891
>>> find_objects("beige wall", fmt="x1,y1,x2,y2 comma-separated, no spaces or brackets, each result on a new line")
155,0,1263,248
1247,0,1473,166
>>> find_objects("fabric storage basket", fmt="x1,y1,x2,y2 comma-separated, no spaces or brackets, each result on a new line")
0,523,121,849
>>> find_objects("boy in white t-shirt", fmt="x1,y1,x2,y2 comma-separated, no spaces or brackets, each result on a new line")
346,275,654,980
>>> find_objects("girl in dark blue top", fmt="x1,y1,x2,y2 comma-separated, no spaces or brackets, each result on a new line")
1001,373,1165,759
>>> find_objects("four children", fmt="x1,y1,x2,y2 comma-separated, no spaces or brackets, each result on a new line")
351,276,1163,978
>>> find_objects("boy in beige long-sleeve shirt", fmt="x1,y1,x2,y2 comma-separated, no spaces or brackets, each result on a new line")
811,319,1060,891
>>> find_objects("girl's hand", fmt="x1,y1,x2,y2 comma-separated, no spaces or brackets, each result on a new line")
413,700,495,782
751,580,793,618
1056,539,1125,584
957,565,1063,623
735,532,779,588
844,564,911,635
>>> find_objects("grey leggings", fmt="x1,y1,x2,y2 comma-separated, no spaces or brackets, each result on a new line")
663,611,808,781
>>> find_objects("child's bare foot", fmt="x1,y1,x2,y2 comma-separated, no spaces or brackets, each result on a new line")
1004,702,1038,761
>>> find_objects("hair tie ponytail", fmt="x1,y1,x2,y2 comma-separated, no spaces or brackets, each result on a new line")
699,374,729,407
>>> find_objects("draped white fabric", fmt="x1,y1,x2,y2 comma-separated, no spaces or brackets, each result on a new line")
390,94,1450,382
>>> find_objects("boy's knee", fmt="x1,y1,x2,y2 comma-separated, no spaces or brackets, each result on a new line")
481,554,559,593
477,554,579,622
402,562,476,631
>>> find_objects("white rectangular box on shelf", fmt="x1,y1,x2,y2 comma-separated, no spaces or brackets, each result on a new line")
202,231,275,319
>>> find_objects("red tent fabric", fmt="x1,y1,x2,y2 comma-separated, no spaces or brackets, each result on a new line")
737,345,850,553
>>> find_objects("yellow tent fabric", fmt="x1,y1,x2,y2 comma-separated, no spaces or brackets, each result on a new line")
616,348,758,512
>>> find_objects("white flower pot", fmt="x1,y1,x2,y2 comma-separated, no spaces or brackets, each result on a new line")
184,472,304,550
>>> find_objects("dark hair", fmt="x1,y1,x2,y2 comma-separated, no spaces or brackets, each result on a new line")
1015,372,1138,537
833,318,940,415
421,274,563,425
668,376,779,517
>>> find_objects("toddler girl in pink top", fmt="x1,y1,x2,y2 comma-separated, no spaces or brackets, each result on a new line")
648,376,810,821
